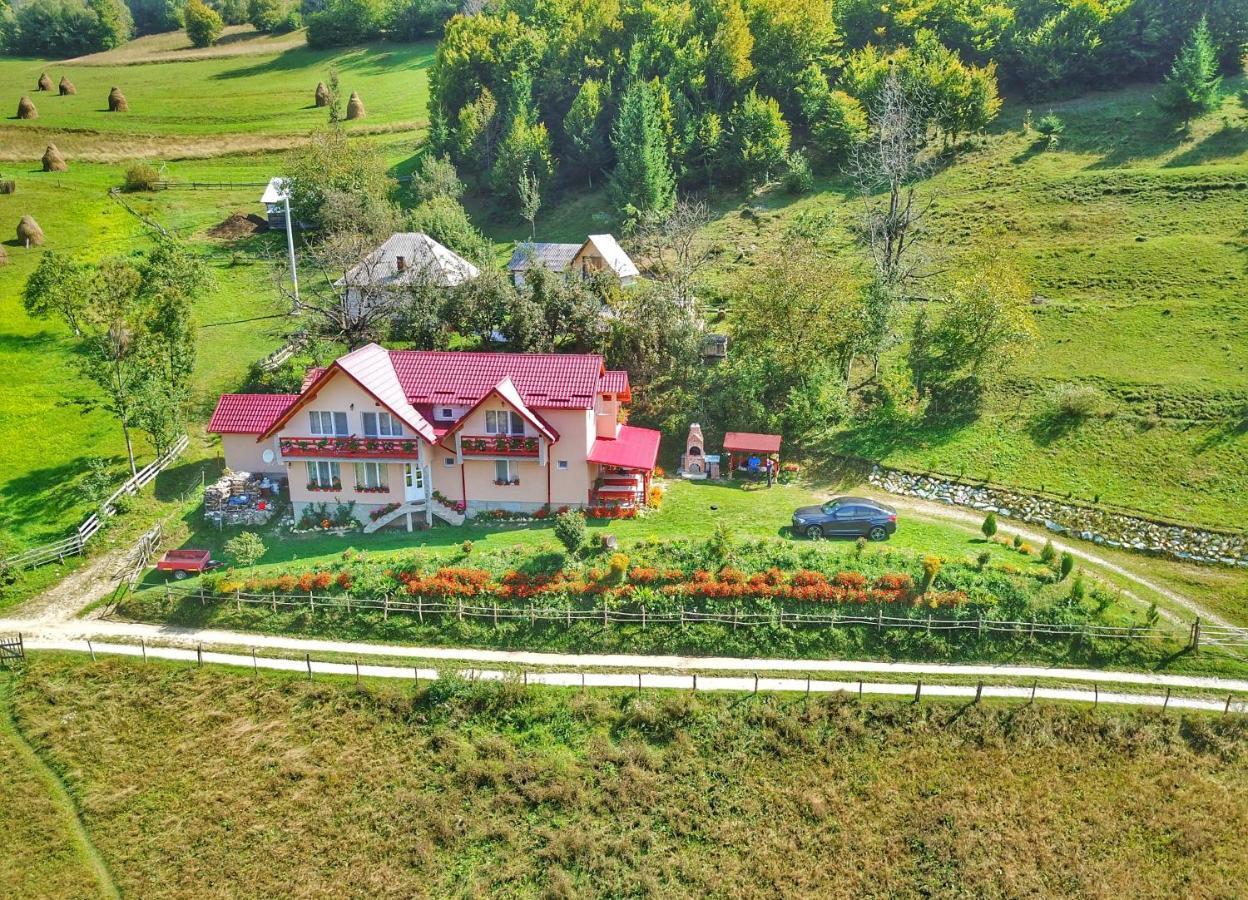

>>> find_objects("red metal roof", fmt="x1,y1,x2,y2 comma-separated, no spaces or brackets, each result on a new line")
440,377,560,444
588,425,662,471
723,431,782,454
208,394,299,434
391,350,607,410
601,369,630,400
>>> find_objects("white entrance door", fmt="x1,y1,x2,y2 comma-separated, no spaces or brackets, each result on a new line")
403,464,424,503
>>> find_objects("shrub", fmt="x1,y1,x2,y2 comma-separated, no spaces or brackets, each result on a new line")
1040,539,1056,564
981,512,997,539
707,521,734,559
1059,551,1075,581
123,162,159,192
854,536,867,557
782,149,813,194
184,0,223,47
1048,383,1105,420
976,550,992,570
553,509,587,554
648,484,664,509
920,555,942,592
1035,112,1064,147
1069,574,1086,603
305,0,383,49
607,552,630,581
1013,534,1024,549
312,572,333,590
460,540,473,556
335,571,352,591
248,0,292,32
14,0,133,58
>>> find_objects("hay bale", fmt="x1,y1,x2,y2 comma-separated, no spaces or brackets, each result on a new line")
0,243,8,265
345,90,365,120
314,81,331,107
17,96,37,120
37,72,53,92
17,215,45,247
59,76,76,96
42,144,67,172
108,86,128,112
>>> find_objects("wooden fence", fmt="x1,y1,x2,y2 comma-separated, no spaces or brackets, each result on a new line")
147,585,1248,652
0,634,25,666
1,436,189,572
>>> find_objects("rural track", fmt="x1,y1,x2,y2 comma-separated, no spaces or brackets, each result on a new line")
855,488,1236,628
21,637,1248,715
5,617,1248,697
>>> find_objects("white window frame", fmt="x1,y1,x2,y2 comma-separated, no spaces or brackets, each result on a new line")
435,407,455,421
309,411,348,436
494,460,518,485
362,411,403,437
485,410,525,435
443,456,456,468
306,460,340,488
354,462,388,490
557,460,569,470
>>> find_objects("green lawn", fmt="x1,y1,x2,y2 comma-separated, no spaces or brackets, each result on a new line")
6,654,1248,897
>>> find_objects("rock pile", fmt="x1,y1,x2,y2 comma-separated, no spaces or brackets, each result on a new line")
869,466,1247,568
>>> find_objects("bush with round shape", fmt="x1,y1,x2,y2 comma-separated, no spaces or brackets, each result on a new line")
345,90,365,120
17,96,37,119
108,87,128,112
981,512,997,539
1059,551,1075,581
17,215,45,247
184,0,223,47
124,162,159,191
41,144,67,172
37,72,53,91
553,509,586,554
1040,539,1056,564
315,81,331,107
59,75,76,96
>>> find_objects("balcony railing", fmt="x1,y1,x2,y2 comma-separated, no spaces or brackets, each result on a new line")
460,435,540,458
280,436,422,459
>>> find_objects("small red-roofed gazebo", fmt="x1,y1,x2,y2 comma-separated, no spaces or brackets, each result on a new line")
722,431,782,480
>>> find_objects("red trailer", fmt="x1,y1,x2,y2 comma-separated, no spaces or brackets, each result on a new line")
154,549,221,580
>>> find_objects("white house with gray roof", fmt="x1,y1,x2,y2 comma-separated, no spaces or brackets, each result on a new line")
507,234,639,288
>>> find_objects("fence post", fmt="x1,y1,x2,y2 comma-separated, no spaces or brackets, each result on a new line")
603,606,608,627
1093,683,1098,708
235,588,241,613
876,609,882,631
417,596,423,623
692,673,697,692
493,603,498,627
197,644,203,667
252,647,257,674
141,639,147,663
977,614,984,638
355,659,360,685
753,674,758,695
309,591,314,614
457,598,463,621
383,595,389,621
529,604,534,626
566,608,571,628
87,639,95,661
1163,687,1170,711
1226,695,1233,716
306,653,312,680
975,681,983,703
858,680,863,701
927,615,932,634
914,679,922,703
637,672,642,696
271,590,276,614
641,605,646,629
1190,617,1201,652
1031,680,1037,704
734,608,739,630
199,583,205,606
346,593,351,613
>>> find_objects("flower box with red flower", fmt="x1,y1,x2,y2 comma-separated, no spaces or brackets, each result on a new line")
461,435,540,457
355,485,390,494
280,436,420,459
306,482,342,492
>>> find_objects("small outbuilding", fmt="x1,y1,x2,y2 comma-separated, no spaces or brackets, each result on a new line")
260,177,291,230
508,234,639,288
723,431,782,481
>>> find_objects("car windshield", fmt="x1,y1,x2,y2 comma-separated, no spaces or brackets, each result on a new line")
820,501,839,514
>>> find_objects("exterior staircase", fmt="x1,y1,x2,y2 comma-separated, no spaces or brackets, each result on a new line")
430,496,466,527
362,502,427,534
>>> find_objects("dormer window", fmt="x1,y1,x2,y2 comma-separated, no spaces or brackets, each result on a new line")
362,411,403,437
309,411,348,436
435,407,455,421
485,410,525,435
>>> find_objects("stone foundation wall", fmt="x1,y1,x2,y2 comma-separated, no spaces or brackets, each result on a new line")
869,466,1247,568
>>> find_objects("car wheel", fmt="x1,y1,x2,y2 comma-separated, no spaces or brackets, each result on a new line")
868,526,889,542
174,570,188,580
805,524,824,539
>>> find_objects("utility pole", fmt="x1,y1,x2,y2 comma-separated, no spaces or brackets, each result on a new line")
284,192,300,307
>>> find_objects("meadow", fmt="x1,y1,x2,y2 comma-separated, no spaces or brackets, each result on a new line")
3,653,1247,898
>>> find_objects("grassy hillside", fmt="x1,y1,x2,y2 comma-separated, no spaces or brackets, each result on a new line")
5,655,1248,897
481,80,1248,529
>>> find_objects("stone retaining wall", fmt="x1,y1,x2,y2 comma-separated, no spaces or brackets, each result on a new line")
868,466,1247,568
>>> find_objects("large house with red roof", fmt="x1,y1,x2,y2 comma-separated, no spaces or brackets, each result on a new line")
208,345,661,531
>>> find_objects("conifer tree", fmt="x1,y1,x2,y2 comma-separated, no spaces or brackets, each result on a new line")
609,78,676,219
1159,17,1221,122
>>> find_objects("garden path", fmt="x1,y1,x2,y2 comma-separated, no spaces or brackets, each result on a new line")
10,550,130,625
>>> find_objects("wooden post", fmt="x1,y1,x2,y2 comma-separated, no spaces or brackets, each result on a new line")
1163,687,1170,712
309,591,314,613
252,647,258,674
975,681,983,703
529,605,534,626
637,672,642,696
522,670,527,686
734,608,739,630
1226,695,1233,716
235,588,241,613
414,667,419,686
383,595,389,622
876,609,882,631
355,659,361,685
806,677,811,700
566,608,571,627
417,596,423,623
197,644,203,667
346,593,351,613
692,673,698,692
457,598,463,621
271,590,277,614
306,653,312,680
141,639,147,663
858,680,863,701
603,606,609,627
1191,617,1201,652
641,605,646,629
1031,681,1037,704
977,614,984,638
927,615,932,634
199,583,205,606
681,609,686,627
914,679,922,703
87,639,95,661
753,674,758,695
493,603,498,627
581,672,585,692
1093,683,1098,708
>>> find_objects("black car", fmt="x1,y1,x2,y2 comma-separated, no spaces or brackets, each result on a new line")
791,496,897,541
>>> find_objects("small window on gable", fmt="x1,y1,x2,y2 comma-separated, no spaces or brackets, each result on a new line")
436,407,455,421
557,460,569,470
444,456,455,467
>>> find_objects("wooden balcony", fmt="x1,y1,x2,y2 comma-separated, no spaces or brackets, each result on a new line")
279,436,422,459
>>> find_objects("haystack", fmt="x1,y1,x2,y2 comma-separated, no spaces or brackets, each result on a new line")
37,72,53,92
17,96,37,119
345,90,365,120
17,215,45,247
108,86,128,112
0,243,8,265
42,144,67,172
59,76,76,96
314,81,331,107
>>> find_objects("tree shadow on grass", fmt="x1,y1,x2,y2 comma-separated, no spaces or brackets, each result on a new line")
1165,122,1248,168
